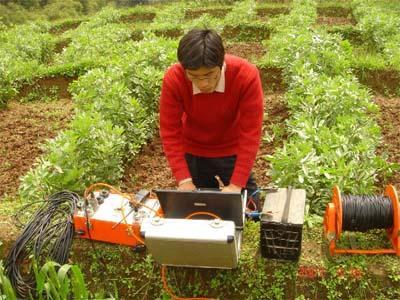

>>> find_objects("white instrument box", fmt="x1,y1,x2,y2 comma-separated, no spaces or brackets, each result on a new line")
141,217,242,269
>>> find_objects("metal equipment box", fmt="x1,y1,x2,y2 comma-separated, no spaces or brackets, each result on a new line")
73,192,159,246
260,188,306,261
141,218,241,268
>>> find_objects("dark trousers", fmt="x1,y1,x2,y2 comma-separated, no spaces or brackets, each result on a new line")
185,153,260,211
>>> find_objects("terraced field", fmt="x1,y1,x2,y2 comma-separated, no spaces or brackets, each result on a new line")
0,0,399,298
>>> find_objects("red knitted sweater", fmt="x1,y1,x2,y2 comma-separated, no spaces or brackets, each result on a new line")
159,54,264,187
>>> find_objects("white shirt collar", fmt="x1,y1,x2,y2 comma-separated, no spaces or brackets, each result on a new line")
192,62,226,95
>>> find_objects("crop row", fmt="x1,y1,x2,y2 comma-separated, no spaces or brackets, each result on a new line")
262,0,396,214
19,19,178,199
0,0,358,109
0,2,272,109
352,0,400,67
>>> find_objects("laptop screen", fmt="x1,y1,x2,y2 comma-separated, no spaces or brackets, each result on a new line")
154,189,245,229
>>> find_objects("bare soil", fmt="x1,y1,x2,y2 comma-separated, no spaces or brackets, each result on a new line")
256,7,290,17
184,8,232,20
54,38,72,54
317,16,355,25
17,76,76,101
355,68,400,96
120,12,156,23
222,24,271,41
50,21,82,35
0,99,73,199
374,95,400,191
317,6,353,18
259,66,286,92
225,42,266,61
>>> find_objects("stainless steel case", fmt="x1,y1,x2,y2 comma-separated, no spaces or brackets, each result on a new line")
141,218,242,269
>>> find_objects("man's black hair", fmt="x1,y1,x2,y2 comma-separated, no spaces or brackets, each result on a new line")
177,29,225,70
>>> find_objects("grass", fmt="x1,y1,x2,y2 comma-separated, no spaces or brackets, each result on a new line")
350,45,389,70
372,0,400,13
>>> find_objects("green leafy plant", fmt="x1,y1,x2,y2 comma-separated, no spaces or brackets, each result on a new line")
149,2,185,31
19,112,126,200
69,67,151,158
183,13,224,34
0,261,16,300
1,259,109,300
224,0,257,26
0,23,55,108
262,0,395,214
33,261,90,300
54,21,132,68
352,0,400,67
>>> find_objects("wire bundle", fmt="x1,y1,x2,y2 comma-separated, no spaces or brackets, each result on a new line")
5,191,79,298
341,194,393,232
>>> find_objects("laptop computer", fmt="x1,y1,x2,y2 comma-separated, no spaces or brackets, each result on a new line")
154,189,246,229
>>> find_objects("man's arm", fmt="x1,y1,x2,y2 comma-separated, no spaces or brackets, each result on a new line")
159,69,193,188
229,66,264,188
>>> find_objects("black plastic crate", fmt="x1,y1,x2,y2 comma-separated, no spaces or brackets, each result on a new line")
260,188,306,261
260,221,303,261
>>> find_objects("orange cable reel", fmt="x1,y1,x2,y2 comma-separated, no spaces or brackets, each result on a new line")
323,184,400,256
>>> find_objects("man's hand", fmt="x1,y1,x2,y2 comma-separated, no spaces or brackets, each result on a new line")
177,179,196,191
221,183,242,193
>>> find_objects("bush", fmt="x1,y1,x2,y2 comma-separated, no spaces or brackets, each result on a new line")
0,23,55,107
268,29,352,77
0,3,33,25
54,22,132,67
69,67,151,158
42,0,84,21
19,112,126,200
224,0,257,26
353,0,400,48
263,0,395,214
285,73,376,126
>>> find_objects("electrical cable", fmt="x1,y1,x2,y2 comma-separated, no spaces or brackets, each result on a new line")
83,183,151,245
4,191,79,298
82,195,110,270
161,265,215,300
341,194,394,232
246,198,257,211
249,189,260,199
84,182,162,217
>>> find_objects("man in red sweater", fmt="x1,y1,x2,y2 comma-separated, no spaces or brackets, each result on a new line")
159,29,264,209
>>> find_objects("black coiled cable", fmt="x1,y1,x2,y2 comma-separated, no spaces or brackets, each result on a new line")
4,191,79,298
341,194,393,232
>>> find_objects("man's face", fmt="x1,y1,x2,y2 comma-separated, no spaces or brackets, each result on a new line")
185,66,222,94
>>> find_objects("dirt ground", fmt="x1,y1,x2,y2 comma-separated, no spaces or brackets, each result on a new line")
374,95,400,191
316,16,355,25
225,42,266,61
0,99,73,199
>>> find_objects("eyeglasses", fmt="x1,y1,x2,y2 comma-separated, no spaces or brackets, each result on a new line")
186,69,220,83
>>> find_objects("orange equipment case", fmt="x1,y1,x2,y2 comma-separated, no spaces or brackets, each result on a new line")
73,189,159,247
